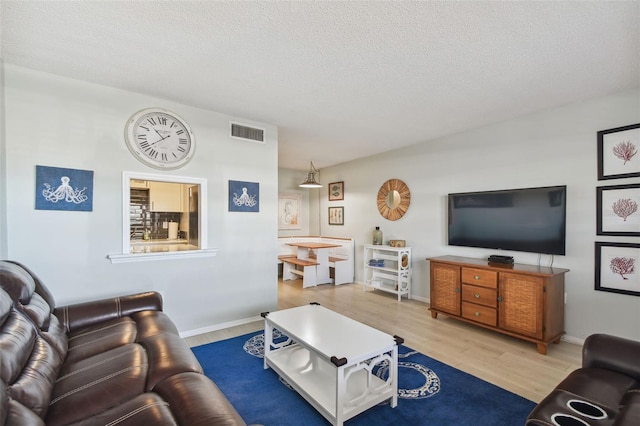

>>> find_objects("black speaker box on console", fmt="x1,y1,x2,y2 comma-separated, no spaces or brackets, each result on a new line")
488,255,514,264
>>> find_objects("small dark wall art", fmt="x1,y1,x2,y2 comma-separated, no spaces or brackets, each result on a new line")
35,165,93,212
597,123,640,180
597,184,640,236
595,242,640,297
328,206,344,225
229,180,259,212
328,181,344,201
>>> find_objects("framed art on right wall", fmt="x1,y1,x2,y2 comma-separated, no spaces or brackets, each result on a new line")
597,123,640,180
328,181,344,201
328,206,344,225
596,183,640,236
595,242,640,297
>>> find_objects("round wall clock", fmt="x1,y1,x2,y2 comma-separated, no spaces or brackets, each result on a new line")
124,108,195,170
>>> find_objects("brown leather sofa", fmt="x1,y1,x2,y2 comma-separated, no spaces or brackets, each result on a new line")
0,260,247,426
526,333,640,426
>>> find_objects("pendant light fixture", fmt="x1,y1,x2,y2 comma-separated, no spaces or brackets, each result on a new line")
299,161,322,188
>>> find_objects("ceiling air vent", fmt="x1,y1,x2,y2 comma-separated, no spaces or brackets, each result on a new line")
230,122,265,143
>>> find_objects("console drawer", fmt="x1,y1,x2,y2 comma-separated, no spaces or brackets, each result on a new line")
462,302,497,327
461,267,497,288
462,284,497,308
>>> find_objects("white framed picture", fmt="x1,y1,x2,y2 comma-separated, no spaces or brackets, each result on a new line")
278,193,302,230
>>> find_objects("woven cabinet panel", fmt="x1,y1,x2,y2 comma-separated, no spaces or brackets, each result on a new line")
431,264,460,315
499,274,543,339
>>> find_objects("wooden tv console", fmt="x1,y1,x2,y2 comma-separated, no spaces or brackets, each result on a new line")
428,256,569,354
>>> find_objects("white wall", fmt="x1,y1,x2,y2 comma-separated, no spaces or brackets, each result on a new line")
0,59,7,259
3,66,279,333
315,89,640,342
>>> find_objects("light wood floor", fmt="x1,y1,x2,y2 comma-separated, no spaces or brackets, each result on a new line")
184,279,582,403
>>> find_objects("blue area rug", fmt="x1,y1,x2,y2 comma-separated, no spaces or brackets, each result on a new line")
192,331,535,425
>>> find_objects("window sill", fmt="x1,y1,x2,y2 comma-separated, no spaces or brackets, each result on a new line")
107,248,218,264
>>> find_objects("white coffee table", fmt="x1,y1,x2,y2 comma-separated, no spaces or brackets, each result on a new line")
262,304,401,426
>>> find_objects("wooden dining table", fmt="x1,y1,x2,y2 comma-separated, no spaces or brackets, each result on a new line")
286,241,341,285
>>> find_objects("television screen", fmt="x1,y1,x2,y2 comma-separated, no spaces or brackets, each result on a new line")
448,186,567,255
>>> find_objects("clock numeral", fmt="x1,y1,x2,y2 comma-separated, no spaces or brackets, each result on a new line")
149,149,158,159
176,129,184,135
158,116,167,125
179,138,188,144
172,152,178,159
177,146,186,153
137,134,147,141
170,121,177,128
147,117,157,126
161,153,168,162
139,141,150,150
140,125,150,132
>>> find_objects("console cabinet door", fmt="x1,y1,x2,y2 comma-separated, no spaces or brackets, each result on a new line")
430,262,461,316
498,273,544,339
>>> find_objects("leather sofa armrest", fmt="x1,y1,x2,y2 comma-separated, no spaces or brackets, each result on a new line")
154,372,247,426
54,291,163,333
582,333,640,381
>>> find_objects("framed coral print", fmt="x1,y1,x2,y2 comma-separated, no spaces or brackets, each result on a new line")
328,181,344,201
278,193,302,230
595,242,640,297
597,123,640,180
328,206,344,225
597,184,640,236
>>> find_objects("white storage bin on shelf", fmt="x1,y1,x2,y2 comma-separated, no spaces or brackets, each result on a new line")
363,244,412,301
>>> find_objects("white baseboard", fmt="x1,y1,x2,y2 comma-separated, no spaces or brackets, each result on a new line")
356,280,429,303
561,334,584,346
179,315,262,338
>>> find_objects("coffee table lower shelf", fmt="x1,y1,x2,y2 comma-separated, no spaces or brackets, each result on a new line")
265,343,395,425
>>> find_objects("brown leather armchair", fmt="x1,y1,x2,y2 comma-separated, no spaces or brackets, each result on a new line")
0,260,247,425
526,333,640,426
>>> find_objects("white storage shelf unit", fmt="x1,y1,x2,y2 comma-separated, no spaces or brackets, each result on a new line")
266,344,392,424
363,244,412,301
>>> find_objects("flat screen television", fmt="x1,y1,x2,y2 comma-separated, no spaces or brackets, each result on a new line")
448,185,567,255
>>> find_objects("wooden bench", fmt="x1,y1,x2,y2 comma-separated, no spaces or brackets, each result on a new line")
278,255,319,288
278,236,354,286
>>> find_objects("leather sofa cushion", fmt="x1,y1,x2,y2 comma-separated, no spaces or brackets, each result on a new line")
55,291,162,333
64,316,138,364
66,393,179,426
4,398,47,426
39,314,68,361
4,261,56,308
132,310,180,338
1,309,62,419
616,392,640,426
47,343,148,426
142,332,203,390
526,388,617,426
154,372,247,426
557,368,639,411
0,262,36,304
584,334,640,382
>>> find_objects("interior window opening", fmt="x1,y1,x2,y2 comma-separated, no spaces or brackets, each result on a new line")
118,172,208,258
129,179,200,253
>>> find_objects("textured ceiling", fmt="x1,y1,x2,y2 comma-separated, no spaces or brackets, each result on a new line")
2,1,639,170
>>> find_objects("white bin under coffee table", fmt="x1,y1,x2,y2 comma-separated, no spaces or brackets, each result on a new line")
262,304,402,426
